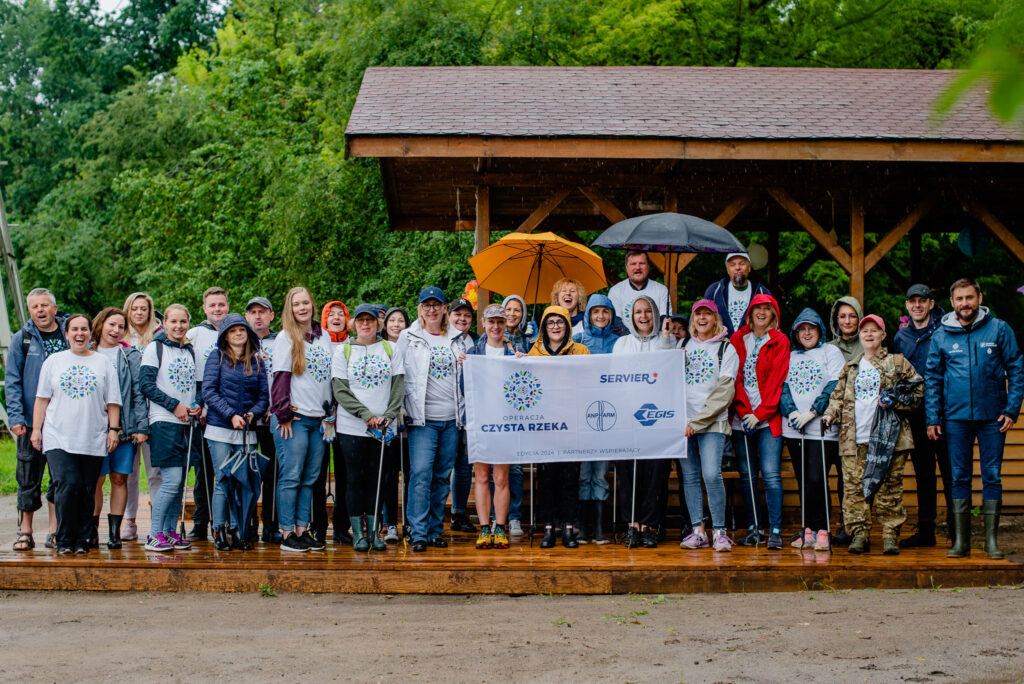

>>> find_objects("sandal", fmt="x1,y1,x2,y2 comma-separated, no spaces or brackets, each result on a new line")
13,532,35,551
44,533,57,549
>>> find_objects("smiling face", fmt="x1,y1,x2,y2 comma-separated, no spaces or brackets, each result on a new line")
836,304,859,337
749,303,775,334
795,322,820,350
27,293,57,332
951,286,981,325
632,299,654,336
353,313,378,342
859,321,885,351
204,294,229,327
165,309,190,343
544,315,567,346
589,306,612,329
449,307,473,333
66,316,91,353
325,305,348,332
626,253,650,286
419,299,445,332
558,285,579,313
484,317,507,344
692,307,716,338
905,295,934,325
226,325,248,349
129,297,151,328
291,290,313,326
504,300,523,329
385,312,407,340
100,314,126,348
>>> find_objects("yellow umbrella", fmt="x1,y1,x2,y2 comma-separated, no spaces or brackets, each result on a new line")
469,232,607,305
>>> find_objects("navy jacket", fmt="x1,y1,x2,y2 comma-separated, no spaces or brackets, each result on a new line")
4,314,69,427
703,278,772,337
925,308,1024,425
202,314,269,430
893,309,943,376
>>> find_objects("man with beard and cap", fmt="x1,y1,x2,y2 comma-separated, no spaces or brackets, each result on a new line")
608,250,671,328
893,284,953,549
828,295,864,363
703,252,771,337
926,278,1024,559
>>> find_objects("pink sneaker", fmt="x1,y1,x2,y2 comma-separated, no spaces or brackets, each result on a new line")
712,531,734,552
165,531,191,550
814,530,831,551
120,520,138,541
679,529,709,549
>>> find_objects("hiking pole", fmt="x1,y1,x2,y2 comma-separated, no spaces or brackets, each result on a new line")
742,431,761,548
627,459,638,549
800,427,806,548
179,416,196,539
612,464,618,543
820,420,831,551
529,463,535,547
369,422,388,554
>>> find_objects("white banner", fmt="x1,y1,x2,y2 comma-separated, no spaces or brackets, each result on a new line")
464,350,686,465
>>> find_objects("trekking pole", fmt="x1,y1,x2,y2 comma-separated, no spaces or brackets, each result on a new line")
369,422,388,554
529,463,535,547
612,464,618,543
742,431,761,548
178,417,196,539
627,459,638,549
820,420,831,551
800,427,806,548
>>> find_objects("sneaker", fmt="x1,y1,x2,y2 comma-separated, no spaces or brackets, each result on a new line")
475,525,493,550
120,520,138,541
299,530,325,551
144,534,175,552
814,530,831,552
712,530,734,552
508,520,524,537
766,532,783,550
641,527,658,548
492,525,510,549
450,513,476,533
624,527,642,548
737,528,764,546
385,526,399,544
791,527,813,549
280,533,309,553
679,529,709,549
165,531,191,550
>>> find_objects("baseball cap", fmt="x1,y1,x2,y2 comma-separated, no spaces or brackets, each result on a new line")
691,298,719,315
450,297,473,313
858,314,886,332
418,286,446,304
725,252,750,266
482,304,507,320
352,303,379,320
245,296,273,311
905,284,932,300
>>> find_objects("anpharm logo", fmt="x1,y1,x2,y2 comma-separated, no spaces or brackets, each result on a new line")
503,370,543,411
586,401,617,431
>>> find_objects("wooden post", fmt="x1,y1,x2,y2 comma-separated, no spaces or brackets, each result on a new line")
664,190,679,314
910,231,921,284
474,186,490,329
850,196,865,306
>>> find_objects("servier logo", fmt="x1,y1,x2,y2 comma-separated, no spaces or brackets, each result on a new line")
634,403,675,427
600,372,658,385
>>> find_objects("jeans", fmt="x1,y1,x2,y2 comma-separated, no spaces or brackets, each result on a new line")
45,449,103,548
207,440,244,530
451,429,472,514
381,438,401,527
272,414,327,531
509,464,523,522
579,460,610,501
784,436,840,532
125,442,161,519
944,418,1006,500
680,432,727,530
733,427,784,532
407,420,458,541
150,466,184,538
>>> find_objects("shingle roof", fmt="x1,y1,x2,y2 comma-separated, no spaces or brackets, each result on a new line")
345,66,1018,142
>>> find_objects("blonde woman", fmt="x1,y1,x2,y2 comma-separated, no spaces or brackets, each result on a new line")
550,278,587,336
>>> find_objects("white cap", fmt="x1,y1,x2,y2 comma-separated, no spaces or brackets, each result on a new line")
725,252,750,266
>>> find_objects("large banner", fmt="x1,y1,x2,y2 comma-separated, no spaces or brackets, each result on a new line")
464,350,686,465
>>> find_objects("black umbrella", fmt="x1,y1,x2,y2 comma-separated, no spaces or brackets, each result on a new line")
220,432,269,543
591,212,744,253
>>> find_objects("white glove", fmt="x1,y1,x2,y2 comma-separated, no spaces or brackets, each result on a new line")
793,410,816,431
321,418,336,442
741,414,759,432
787,411,800,428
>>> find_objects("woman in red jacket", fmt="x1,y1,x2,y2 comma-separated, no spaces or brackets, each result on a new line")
730,294,790,550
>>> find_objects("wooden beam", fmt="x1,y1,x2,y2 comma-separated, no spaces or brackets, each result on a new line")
779,246,825,291
578,186,628,223
676,253,697,273
958,193,1024,267
864,194,938,272
767,187,853,273
714,192,755,227
850,195,865,306
474,186,491,328
515,188,572,233
347,136,1024,163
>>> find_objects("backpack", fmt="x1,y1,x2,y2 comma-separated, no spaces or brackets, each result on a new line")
683,338,728,366
342,340,393,364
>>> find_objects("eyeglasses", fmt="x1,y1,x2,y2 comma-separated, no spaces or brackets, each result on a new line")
545,319,566,328
421,302,444,311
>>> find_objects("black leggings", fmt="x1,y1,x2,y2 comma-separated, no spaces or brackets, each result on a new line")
312,438,346,538
537,462,580,526
616,459,670,527
380,438,402,527
45,449,103,548
784,437,841,532
340,434,384,517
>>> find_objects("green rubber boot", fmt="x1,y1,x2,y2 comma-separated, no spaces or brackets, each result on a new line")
947,499,971,558
351,516,369,552
982,500,1005,560
368,516,386,551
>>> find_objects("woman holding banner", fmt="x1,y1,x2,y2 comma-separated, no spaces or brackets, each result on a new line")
612,295,676,549
528,305,590,548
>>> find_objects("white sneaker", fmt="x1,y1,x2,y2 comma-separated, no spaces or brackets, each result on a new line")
384,525,399,543
508,520,524,537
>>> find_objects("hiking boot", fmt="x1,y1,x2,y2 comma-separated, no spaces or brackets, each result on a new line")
641,527,658,549
186,524,208,542
492,524,510,550
280,533,309,553
508,520,524,537
540,528,556,549
385,526,399,544
680,529,709,549
738,528,764,546
814,530,831,551
983,500,1005,560
428,537,448,548
144,534,175,552
450,513,476,533
712,530,734,552
899,528,936,549
882,537,899,555
831,527,851,546
848,534,870,554
120,520,138,542
411,540,427,552
624,527,642,549
165,531,191,550
476,525,493,549
766,532,783,550
947,499,971,558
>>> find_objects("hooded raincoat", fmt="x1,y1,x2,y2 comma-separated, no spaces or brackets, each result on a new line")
529,306,591,357
202,313,270,434
502,295,537,353
730,294,791,438
829,296,864,362
611,295,676,354
779,308,846,441
321,301,350,345
572,294,622,355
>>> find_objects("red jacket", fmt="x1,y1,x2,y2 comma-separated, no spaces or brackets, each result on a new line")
730,294,791,437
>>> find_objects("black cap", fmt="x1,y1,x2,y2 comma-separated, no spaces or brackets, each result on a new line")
905,284,932,300
450,297,473,313
352,303,379,320
245,296,273,311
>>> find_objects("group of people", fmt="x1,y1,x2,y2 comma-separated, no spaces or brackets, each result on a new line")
8,250,1023,561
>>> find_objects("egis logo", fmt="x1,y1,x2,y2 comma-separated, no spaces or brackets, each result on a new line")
634,403,675,427
600,372,658,385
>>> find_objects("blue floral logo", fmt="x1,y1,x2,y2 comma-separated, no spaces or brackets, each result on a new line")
59,364,98,399
428,346,455,380
788,359,823,395
504,370,543,412
854,366,881,400
352,354,391,389
305,344,332,383
685,348,715,385
167,356,196,394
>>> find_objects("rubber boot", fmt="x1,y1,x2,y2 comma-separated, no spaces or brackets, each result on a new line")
576,504,592,544
592,501,609,544
947,499,971,558
982,500,1004,560
106,514,123,550
367,516,386,551
87,515,100,549
351,516,369,552
213,526,231,551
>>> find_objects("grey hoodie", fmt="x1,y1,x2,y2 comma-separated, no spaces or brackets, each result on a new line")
828,295,864,362
612,294,676,353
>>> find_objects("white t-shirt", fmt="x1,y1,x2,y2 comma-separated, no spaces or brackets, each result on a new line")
781,343,846,440
731,332,770,432
727,282,753,333
684,337,739,425
187,324,220,384
95,344,120,371
272,329,333,418
607,279,671,329
854,357,881,444
332,340,405,437
141,341,197,425
37,350,121,457
484,344,505,357
423,332,457,422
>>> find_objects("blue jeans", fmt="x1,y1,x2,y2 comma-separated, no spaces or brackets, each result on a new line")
680,432,727,530
208,440,245,530
509,464,523,522
944,419,1006,500
451,429,472,514
579,460,610,501
407,420,458,541
733,427,783,532
150,466,183,538
272,414,326,531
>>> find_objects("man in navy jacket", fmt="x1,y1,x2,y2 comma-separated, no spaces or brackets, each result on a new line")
925,278,1024,560
893,284,952,549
